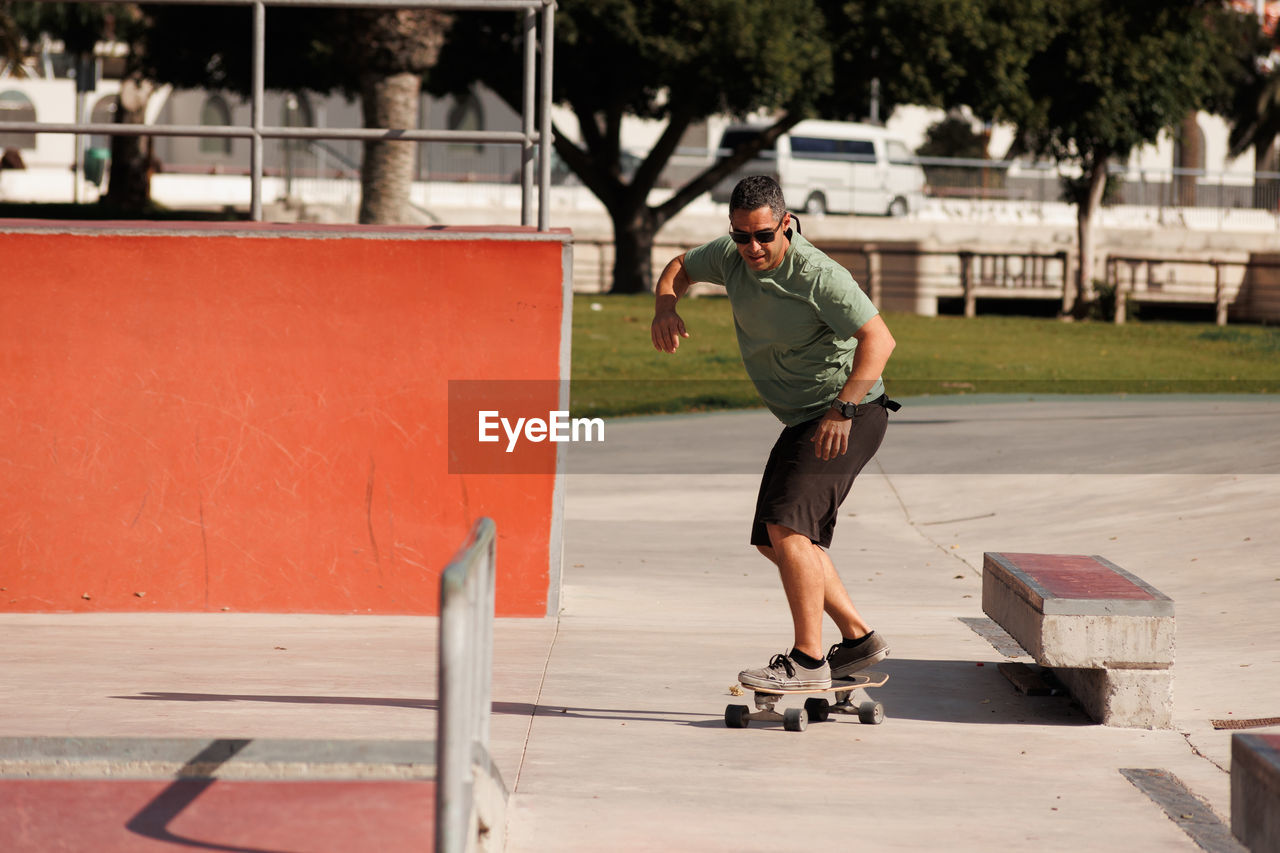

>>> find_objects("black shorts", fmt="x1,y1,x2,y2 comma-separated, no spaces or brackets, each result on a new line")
750,400,889,549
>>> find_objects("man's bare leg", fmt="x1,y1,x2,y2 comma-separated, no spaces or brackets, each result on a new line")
758,532,871,655
763,523,872,660
815,545,873,640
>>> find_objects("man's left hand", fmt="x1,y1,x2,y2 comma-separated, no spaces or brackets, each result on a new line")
811,410,852,460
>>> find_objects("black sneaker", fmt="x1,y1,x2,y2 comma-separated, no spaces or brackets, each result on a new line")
827,633,890,679
738,652,831,691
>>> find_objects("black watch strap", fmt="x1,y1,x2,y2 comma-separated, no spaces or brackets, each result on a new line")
830,398,857,419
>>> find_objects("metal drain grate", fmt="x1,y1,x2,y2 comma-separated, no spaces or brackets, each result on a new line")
1210,717,1280,730
1121,768,1245,853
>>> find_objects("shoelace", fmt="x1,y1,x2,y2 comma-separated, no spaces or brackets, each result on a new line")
768,653,796,678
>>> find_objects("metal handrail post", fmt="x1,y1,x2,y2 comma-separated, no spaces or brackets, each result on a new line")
437,516,497,853
520,7,536,227
250,0,266,221
538,0,554,231
438,564,473,853
475,528,495,746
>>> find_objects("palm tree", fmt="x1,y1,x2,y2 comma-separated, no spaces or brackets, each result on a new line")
1219,3,1280,207
338,9,451,224
141,6,451,225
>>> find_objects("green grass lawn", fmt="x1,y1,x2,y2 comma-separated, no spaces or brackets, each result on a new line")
571,294,1280,418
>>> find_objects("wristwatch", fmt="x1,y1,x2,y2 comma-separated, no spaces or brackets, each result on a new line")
830,398,858,419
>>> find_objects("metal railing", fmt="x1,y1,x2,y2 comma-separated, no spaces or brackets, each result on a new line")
437,516,499,853
917,156,1280,228
6,0,555,228
1105,255,1280,325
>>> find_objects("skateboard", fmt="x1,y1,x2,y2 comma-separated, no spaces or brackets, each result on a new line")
725,671,889,732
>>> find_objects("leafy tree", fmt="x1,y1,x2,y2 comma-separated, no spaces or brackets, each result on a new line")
1230,68,1280,205
99,5,156,213
969,0,1244,315
929,0,1055,128
814,0,1017,123
431,0,1050,293
916,115,994,196
5,3,153,211
432,0,833,294
8,2,102,60
919,117,987,160
1,3,28,78
1221,15,1280,206
140,5,449,223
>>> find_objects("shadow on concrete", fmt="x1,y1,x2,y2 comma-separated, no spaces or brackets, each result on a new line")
126,738,291,853
686,659,1090,730
112,692,436,710
875,658,1090,726
114,666,1092,729
111,692,722,725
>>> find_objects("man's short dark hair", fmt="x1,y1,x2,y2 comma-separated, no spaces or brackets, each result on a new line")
730,175,787,220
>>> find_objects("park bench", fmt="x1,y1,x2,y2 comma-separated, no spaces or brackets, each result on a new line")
982,552,1175,728
1233,734,1280,852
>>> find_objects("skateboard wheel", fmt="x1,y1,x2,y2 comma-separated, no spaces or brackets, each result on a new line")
725,704,751,729
803,697,831,723
858,701,885,725
783,707,808,732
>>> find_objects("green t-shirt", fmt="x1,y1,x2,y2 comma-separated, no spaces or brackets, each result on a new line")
683,233,884,426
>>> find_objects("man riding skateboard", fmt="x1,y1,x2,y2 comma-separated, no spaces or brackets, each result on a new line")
651,175,896,692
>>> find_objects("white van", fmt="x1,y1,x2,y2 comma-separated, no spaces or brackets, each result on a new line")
711,120,926,217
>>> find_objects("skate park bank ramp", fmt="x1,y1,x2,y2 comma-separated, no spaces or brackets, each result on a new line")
0,221,572,617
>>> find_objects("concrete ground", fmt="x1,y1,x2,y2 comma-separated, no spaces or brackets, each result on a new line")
2,396,1277,851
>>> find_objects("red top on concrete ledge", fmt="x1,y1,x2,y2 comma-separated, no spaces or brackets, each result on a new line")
997,553,1156,600
984,552,1174,617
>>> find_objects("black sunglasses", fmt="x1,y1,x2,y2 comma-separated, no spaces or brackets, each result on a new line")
729,217,785,245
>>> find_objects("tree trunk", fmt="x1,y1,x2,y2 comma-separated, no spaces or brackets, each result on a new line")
1253,138,1278,210
104,75,154,213
358,70,421,224
1075,157,1109,318
610,205,658,294
1175,112,1200,207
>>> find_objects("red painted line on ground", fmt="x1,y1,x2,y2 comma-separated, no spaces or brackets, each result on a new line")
0,779,434,852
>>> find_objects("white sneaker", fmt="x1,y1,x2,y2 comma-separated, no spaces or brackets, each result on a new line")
738,652,831,691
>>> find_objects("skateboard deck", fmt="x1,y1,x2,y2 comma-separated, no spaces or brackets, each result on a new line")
739,671,889,696
725,671,889,732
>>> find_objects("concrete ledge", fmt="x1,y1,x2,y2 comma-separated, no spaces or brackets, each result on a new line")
981,601,1175,669
983,552,1176,728
1233,733,1280,852
983,552,1174,667
1053,667,1173,730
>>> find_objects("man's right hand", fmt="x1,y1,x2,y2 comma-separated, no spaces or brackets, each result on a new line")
651,310,689,353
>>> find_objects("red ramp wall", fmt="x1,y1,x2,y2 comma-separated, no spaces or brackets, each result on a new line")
0,222,572,616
